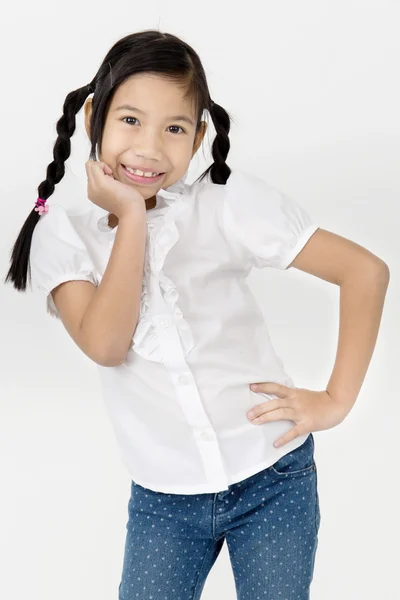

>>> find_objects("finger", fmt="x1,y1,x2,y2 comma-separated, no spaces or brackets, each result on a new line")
247,398,282,419
250,407,294,425
250,382,288,398
91,161,115,185
85,160,94,187
85,159,99,183
85,159,94,177
88,160,109,187
103,163,113,176
273,426,304,448
85,160,101,199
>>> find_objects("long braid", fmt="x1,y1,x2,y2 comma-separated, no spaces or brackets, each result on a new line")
4,83,94,291
37,83,93,202
198,100,232,185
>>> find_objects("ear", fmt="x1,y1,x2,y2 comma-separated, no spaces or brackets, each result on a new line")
84,98,93,140
192,121,208,156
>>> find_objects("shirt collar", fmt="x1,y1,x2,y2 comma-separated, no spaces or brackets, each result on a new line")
156,170,187,200
96,170,188,234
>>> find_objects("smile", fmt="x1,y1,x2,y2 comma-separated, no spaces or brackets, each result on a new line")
121,165,165,185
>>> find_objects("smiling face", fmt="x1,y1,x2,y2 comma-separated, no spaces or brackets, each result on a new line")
84,73,207,209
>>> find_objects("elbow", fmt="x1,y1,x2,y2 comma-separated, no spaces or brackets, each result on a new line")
91,323,139,367
347,257,390,287
96,353,128,368
365,260,390,294
337,258,390,293
381,262,390,283
371,259,390,285
94,356,119,368
95,357,126,368
96,346,131,367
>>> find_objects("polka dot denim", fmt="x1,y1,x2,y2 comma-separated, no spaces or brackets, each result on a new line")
118,433,321,599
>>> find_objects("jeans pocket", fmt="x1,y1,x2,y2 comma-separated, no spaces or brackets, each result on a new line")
269,433,316,477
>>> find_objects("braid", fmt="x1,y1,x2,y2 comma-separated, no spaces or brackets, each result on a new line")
198,100,232,185
4,83,93,291
38,84,93,201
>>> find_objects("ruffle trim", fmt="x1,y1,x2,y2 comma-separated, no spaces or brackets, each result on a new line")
97,175,195,363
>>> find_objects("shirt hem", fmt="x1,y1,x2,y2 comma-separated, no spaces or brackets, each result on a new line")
126,433,310,495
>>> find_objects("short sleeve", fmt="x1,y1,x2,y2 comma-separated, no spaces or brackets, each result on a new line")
223,170,319,269
29,204,99,319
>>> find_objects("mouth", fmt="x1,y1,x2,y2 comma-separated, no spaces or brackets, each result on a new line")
121,164,165,185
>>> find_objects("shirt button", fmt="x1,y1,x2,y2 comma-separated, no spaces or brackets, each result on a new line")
178,374,190,385
160,318,170,328
200,429,215,442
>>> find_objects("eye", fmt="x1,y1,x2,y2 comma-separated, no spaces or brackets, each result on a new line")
122,117,139,125
168,125,185,135
121,117,185,134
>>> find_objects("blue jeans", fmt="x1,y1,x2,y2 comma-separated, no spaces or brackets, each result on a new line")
119,432,321,599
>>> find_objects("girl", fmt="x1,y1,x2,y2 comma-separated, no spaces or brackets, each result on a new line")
5,30,389,599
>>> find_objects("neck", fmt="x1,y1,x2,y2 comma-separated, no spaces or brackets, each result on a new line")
145,195,157,210
107,194,157,229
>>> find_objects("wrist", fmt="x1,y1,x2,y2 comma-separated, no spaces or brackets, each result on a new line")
117,204,147,222
325,387,355,417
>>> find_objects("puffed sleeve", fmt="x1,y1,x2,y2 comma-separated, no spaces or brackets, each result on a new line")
223,170,319,269
29,204,99,319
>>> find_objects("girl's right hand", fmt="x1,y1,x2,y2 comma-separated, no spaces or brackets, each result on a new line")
85,160,146,219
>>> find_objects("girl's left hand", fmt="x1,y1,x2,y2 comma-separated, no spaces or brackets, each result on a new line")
247,382,349,448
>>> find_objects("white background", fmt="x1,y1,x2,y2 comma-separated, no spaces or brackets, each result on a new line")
1,1,398,598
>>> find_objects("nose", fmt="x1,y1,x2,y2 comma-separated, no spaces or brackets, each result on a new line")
134,129,164,162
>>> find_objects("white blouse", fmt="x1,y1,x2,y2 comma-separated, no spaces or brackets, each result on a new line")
30,169,319,494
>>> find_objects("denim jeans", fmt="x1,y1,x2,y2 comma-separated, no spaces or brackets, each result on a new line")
119,432,321,600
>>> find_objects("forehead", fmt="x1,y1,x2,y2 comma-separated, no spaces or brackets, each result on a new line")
110,73,195,115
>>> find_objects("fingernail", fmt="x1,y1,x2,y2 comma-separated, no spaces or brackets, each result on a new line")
247,411,255,419
250,384,258,390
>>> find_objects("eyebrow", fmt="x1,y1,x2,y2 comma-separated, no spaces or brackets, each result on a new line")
114,104,195,126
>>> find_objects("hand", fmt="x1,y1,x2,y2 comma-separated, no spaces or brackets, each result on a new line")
247,382,349,447
85,160,146,219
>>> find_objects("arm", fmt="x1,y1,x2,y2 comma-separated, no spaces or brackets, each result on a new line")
325,265,389,412
52,206,147,367
289,228,390,413
80,208,147,366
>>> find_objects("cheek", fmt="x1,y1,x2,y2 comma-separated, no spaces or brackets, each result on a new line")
99,129,125,165
169,137,195,162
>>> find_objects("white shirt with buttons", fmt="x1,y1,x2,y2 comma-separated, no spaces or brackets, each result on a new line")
30,169,319,494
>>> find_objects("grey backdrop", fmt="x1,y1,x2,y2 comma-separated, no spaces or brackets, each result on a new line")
1,1,398,598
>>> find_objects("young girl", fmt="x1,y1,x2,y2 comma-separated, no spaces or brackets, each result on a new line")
6,30,389,600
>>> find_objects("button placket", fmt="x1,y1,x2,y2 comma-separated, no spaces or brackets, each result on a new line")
152,311,228,488
133,189,229,488
199,429,215,442
177,373,191,385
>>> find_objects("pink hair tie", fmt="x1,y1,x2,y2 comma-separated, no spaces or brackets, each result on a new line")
34,197,49,215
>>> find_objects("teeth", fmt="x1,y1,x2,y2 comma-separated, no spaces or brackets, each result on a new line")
125,166,160,177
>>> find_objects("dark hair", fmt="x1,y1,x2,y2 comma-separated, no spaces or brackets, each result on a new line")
5,29,232,292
